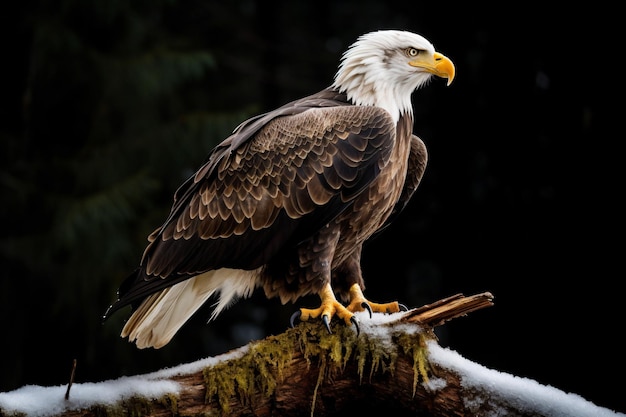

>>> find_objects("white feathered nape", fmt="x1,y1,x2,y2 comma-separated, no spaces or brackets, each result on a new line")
331,30,438,123
121,268,260,349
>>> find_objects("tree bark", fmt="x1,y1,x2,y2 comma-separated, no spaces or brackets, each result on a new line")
14,291,580,417
45,292,513,417
13,291,613,416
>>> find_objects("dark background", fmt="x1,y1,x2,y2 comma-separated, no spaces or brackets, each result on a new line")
2,0,621,413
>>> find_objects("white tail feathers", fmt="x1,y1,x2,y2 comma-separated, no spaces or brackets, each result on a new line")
121,268,260,349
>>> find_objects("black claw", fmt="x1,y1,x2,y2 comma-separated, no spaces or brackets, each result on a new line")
399,303,409,312
350,316,360,336
321,315,332,334
361,302,373,318
290,310,302,328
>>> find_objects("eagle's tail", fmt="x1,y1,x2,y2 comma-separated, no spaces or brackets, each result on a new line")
121,268,260,349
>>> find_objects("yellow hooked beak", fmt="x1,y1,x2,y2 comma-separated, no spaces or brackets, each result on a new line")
409,51,455,86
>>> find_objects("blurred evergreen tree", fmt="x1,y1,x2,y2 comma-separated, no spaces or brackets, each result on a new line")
0,0,252,389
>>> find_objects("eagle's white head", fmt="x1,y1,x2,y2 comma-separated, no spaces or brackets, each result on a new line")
331,30,455,123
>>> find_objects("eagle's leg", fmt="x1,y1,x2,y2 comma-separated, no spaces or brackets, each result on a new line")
345,283,408,314
291,282,359,334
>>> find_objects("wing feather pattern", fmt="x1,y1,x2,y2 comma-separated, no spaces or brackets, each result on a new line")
105,90,397,317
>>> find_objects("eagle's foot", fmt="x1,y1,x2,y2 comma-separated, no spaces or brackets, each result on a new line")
345,283,409,314
290,283,360,335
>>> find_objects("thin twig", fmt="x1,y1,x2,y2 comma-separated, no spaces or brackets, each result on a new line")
65,359,77,401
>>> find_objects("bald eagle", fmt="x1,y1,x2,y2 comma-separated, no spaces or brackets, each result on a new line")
104,30,455,349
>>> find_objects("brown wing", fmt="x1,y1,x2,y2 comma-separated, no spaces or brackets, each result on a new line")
105,94,397,316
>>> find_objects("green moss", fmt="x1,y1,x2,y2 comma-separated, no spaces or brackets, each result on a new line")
202,320,434,415
396,331,431,396
203,329,298,412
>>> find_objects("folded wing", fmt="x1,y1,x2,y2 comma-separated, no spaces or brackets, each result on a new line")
105,93,398,318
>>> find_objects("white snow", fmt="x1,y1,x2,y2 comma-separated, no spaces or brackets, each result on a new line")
426,341,625,417
0,344,249,417
0,378,178,417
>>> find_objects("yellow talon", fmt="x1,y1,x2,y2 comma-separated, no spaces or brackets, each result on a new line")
298,283,355,326
345,283,403,314
290,282,407,335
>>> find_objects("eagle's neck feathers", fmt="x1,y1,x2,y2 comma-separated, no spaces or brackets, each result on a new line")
331,30,436,123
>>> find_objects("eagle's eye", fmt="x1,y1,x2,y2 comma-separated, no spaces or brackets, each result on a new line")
406,48,421,57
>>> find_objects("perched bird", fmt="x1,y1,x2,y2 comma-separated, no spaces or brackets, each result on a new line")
104,29,455,349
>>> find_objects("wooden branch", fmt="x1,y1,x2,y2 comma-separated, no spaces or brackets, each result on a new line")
4,292,614,416
22,292,497,417
164,292,497,417
403,291,494,326
15,291,618,416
